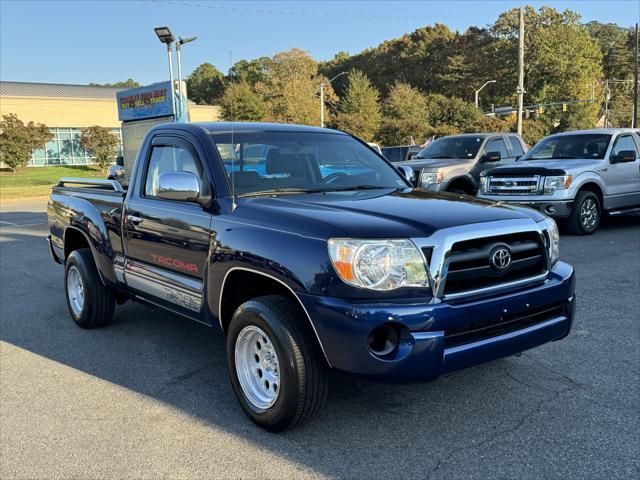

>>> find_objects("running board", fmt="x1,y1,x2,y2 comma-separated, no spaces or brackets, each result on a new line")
608,207,640,216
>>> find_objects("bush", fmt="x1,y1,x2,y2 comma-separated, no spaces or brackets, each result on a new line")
0,114,52,172
80,126,119,172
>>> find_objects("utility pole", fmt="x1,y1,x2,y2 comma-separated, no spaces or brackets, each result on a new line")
474,80,496,109
516,7,525,136
320,82,325,128
633,22,638,128
604,79,610,128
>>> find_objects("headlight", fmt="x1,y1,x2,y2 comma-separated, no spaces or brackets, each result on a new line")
479,175,489,194
543,175,572,194
328,239,429,291
421,171,445,187
541,216,560,266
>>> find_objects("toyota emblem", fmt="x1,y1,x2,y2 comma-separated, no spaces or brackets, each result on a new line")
491,247,512,271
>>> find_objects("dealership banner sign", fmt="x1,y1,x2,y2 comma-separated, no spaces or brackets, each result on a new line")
117,82,175,122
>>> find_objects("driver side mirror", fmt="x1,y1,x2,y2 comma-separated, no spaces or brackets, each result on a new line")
481,151,501,163
610,150,636,164
156,171,200,202
397,165,415,184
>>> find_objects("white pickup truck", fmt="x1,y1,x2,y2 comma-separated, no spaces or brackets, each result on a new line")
478,129,640,234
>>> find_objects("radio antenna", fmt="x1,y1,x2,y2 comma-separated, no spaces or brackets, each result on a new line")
229,49,237,211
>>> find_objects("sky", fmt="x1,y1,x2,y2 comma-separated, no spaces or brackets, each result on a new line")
1,0,639,86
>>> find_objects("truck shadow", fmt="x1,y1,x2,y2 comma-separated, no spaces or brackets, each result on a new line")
0,213,637,478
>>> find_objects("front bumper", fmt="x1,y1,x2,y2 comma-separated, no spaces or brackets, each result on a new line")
478,195,573,218
299,261,575,381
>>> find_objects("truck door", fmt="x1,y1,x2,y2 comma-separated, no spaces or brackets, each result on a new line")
470,137,510,182
603,133,640,209
122,135,213,317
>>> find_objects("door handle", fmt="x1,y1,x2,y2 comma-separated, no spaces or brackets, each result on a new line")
126,214,144,225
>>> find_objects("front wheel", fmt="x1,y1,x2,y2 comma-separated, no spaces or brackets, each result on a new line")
565,191,601,235
226,295,329,432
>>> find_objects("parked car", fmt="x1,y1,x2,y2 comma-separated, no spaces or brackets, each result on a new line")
381,144,422,163
394,133,528,194
478,129,640,234
47,122,575,431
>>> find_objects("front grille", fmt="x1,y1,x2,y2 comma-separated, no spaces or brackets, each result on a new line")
487,174,541,195
444,232,547,297
444,302,564,348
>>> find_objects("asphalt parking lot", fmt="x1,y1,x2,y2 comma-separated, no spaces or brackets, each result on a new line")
1,200,638,479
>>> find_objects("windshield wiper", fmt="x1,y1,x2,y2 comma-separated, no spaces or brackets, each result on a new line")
239,188,326,198
322,185,398,192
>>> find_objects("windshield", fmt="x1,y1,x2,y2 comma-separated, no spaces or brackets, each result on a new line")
415,136,484,159
209,131,408,196
521,134,612,160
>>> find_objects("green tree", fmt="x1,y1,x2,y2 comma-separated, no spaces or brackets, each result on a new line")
220,81,268,121
492,7,603,130
258,49,322,125
89,79,140,88
228,57,272,86
0,114,52,172
80,126,119,172
424,94,480,132
336,70,382,141
379,82,430,145
187,63,225,105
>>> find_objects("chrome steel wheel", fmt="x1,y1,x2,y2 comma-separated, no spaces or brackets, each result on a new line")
580,198,598,230
67,265,85,316
235,325,280,410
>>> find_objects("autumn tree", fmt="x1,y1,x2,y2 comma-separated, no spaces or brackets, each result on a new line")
257,49,323,125
0,114,52,172
80,126,119,172
335,70,382,142
187,63,225,105
220,81,268,121
378,82,430,145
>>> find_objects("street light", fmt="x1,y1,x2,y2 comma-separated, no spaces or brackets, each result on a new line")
176,36,198,119
154,26,177,119
320,71,347,127
474,80,496,109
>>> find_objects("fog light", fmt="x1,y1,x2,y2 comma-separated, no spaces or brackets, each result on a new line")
368,324,400,357
545,205,556,215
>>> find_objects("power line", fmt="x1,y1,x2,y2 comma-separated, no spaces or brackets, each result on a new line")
147,0,500,21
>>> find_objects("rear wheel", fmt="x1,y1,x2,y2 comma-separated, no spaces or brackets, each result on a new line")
64,249,115,328
227,295,328,432
566,191,601,235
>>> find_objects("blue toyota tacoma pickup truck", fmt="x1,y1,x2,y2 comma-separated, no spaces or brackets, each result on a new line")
48,122,575,431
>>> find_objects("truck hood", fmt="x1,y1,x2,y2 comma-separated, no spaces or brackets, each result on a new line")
235,188,543,238
397,158,471,170
513,159,604,172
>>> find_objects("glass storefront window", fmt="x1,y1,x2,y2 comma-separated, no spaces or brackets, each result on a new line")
29,127,123,166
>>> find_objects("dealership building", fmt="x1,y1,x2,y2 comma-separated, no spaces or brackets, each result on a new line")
0,81,220,166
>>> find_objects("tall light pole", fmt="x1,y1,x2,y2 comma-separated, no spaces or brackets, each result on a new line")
320,71,347,127
176,36,198,120
474,80,496,109
154,27,176,119
516,7,525,136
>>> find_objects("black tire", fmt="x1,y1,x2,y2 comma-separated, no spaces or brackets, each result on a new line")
565,191,601,235
64,248,115,328
448,188,470,195
226,295,329,432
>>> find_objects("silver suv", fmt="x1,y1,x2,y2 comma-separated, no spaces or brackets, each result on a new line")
394,133,528,194
478,129,640,234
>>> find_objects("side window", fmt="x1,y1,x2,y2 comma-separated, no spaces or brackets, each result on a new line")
508,136,525,156
612,135,638,157
144,145,207,198
483,138,509,159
